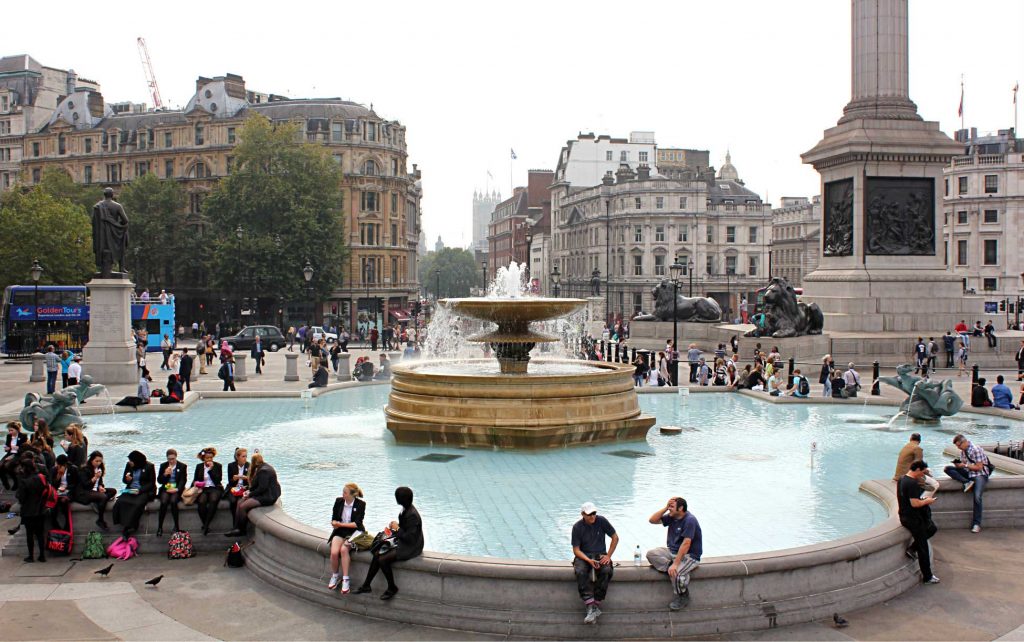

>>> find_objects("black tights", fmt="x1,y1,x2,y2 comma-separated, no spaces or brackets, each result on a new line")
80,489,116,524
22,515,45,559
158,490,181,531
196,488,222,527
361,549,398,591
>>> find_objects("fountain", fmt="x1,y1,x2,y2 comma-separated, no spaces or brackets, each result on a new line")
879,364,963,421
19,375,108,431
385,265,655,449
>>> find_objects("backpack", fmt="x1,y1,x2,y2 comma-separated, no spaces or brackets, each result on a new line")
797,377,810,396
218,363,228,380
82,531,107,559
46,507,73,556
106,536,139,560
167,531,195,560
39,474,58,511
225,542,245,568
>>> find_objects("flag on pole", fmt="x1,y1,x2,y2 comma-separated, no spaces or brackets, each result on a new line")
958,81,964,118
1014,82,1019,105
510,148,517,160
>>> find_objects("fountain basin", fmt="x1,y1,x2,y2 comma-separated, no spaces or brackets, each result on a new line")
385,359,655,449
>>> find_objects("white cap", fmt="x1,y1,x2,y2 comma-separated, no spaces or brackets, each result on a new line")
580,502,598,515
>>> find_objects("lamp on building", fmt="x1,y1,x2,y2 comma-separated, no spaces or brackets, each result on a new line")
669,260,684,386
550,266,561,298
687,258,695,297
30,259,43,351
303,259,314,325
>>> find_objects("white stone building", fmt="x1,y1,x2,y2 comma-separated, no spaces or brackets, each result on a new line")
942,127,1023,314
553,131,657,188
771,195,821,287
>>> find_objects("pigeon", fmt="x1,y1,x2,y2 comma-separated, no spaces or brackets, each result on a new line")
144,575,164,587
94,564,114,577
833,613,849,628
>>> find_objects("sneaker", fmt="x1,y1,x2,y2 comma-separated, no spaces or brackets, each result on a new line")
924,575,941,584
341,577,350,594
669,591,690,611
328,574,340,590
591,606,602,623
971,525,981,533
964,480,975,493
584,605,598,624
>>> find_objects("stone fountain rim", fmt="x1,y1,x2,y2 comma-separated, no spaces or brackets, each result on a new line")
391,358,634,382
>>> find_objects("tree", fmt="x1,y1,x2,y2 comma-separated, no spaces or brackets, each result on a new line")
202,115,347,319
0,189,93,291
36,167,103,216
418,248,482,299
118,173,190,290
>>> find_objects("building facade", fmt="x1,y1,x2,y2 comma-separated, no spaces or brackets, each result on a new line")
472,189,500,263
18,73,422,331
551,152,771,323
486,169,553,290
770,195,820,286
942,127,1023,314
0,54,99,190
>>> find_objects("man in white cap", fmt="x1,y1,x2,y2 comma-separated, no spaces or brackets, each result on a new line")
571,501,618,624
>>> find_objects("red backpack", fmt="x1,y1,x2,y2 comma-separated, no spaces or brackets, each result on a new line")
39,474,58,511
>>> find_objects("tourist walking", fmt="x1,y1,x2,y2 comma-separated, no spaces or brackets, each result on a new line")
897,460,940,584
943,332,956,369
687,344,701,383
160,334,172,370
78,451,116,530
44,345,60,394
819,355,834,397
67,354,82,387
226,451,281,536
354,486,423,600
178,348,193,392
570,502,618,624
251,336,265,375
326,482,372,594
893,433,923,481
156,449,187,536
112,450,156,539
60,350,73,389
913,338,927,375
647,497,702,611
957,341,968,377
221,355,236,392
16,455,47,563
927,337,938,372
192,448,223,535
944,434,991,533
224,448,249,519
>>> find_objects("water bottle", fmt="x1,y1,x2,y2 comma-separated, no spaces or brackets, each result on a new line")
633,545,642,567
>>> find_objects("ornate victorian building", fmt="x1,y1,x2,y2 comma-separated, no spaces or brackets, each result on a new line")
18,73,422,331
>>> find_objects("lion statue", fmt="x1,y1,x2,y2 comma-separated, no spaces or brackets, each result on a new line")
633,280,722,323
744,277,824,338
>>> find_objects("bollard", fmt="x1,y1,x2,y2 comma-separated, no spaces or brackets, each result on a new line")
29,353,45,382
871,361,880,395
670,359,680,387
614,344,620,363
631,347,637,363
606,344,612,362
284,352,299,381
335,353,352,382
787,357,795,388
972,364,979,386
233,353,248,382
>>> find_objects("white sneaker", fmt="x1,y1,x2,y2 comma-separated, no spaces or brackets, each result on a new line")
964,480,975,493
341,577,350,594
925,575,941,584
327,574,340,590
971,525,981,533
584,605,598,624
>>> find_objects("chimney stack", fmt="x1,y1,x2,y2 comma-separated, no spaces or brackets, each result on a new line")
601,171,615,186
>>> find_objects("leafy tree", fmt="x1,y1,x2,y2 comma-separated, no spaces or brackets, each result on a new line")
118,173,190,290
0,189,93,291
36,167,103,215
202,115,347,314
418,247,483,299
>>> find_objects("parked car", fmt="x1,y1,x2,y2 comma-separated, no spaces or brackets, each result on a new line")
309,325,338,343
222,325,286,352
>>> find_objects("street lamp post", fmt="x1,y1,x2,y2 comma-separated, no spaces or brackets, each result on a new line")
30,259,43,352
725,270,732,321
481,261,488,293
235,225,244,320
670,260,683,386
302,259,314,326
524,231,533,286
434,269,441,301
687,259,695,297
550,266,561,298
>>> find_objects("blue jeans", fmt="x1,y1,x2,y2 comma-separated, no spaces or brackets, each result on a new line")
822,379,832,397
46,370,58,394
944,466,988,527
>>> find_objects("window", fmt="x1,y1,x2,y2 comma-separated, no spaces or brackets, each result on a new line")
226,156,234,174
391,223,399,247
725,255,737,274
983,278,997,291
105,163,121,182
656,196,664,209
390,193,398,213
639,151,648,163
984,175,998,194
164,131,172,148
364,122,376,141
983,209,998,223
956,239,967,265
194,125,204,146
332,154,342,165
944,178,949,196
32,142,39,157
165,159,174,178
361,191,380,212
635,197,641,209
189,192,204,214
620,151,628,162
58,134,66,155
331,123,342,142
606,151,613,161
363,160,378,175
726,226,736,243
958,176,967,194
188,162,207,179
32,168,40,183
0,120,10,134
654,254,666,276
983,239,998,265
391,257,398,283
677,227,688,242
706,225,714,243
749,226,758,243
633,254,643,276
84,138,92,154
679,197,687,209
135,161,150,177
748,255,758,276
632,292,643,315
705,255,713,275
83,165,92,183
957,211,968,224
227,127,236,144
0,96,7,112
634,225,643,243
655,225,665,242
679,256,689,274
391,159,398,175
617,255,625,276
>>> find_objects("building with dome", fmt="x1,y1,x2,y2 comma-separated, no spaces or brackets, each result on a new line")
18,72,422,331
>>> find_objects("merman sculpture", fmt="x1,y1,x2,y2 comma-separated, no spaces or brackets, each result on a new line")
879,364,963,421
19,375,107,432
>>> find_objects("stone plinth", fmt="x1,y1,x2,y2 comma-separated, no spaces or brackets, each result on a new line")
283,353,299,381
334,353,351,382
82,278,137,384
234,353,248,382
29,353,45,382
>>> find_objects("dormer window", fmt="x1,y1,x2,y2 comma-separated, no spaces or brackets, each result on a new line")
365,122,376,142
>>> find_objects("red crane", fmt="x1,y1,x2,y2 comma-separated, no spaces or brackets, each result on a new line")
136,37,163,109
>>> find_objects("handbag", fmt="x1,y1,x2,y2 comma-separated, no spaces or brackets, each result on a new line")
368,530,397,555
181,485,201,505
46,506,73,556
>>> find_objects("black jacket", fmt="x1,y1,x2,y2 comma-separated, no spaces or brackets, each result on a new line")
1017,346,1024,365
66,438,88,468
120,462,157,499
192,462,223,490
3,432,27,457
77,463,106,499
395,505,424,560
249,464,281,506
329,497,366,539
226,461,249,493
157,460,189,490
52,464,81,498
179,354,194,375
16,472,47,517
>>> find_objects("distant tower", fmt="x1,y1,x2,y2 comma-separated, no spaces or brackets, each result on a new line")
472,189,501,254
717,150,740,182
435,235,444,253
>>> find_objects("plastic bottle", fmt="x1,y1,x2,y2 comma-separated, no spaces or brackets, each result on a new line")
633,545,642,566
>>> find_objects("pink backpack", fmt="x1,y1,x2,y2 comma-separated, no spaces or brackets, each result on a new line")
106,536,139,560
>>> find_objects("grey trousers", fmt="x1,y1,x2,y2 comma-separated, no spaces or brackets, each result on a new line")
647,547,700,595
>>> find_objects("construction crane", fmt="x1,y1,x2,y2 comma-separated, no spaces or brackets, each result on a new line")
136,37,164,109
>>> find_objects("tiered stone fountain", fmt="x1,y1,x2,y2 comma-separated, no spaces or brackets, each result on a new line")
385,295,655,449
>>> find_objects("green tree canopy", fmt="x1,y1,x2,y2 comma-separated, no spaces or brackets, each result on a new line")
36,167,103,215
0,188,93,291
118,173,190,290
202,115,347,303
418,247,483,299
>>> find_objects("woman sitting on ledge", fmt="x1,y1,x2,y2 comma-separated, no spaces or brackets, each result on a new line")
326,482,373,594
354,486,423,600
112,450,156,539
192,448,223,536
225,451,281,537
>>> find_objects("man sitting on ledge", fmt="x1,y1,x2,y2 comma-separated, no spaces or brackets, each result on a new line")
647,497,702,611
308,364,329,389
571,502,617,625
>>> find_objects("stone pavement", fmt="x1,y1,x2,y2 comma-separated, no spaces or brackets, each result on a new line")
1,527,1023,641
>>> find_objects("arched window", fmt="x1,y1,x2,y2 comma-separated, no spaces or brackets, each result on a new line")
363,159,379,176
187,162,208,179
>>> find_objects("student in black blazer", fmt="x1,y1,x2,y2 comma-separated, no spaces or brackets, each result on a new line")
50,454,81,531
191,447,223,535
1,421,28,490
224,448,249,519
76,451,117,530
354,486,423,600
16,455,48,563
326,483,368,593
112,450,156,539
60,424,89,468
156,449,189,536
225,452,280,537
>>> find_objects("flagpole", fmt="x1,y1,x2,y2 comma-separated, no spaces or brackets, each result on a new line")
960,74,965,133
1014,81,1019,139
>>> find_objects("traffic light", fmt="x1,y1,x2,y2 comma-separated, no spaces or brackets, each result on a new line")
1000,300,1006,312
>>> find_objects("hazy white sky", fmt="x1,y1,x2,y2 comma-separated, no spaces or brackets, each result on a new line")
7,1,1023,247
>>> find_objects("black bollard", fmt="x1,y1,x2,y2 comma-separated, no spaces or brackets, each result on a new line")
972,364,979,385
631,348,637,363
787,357,795,388
871,361,880,396
606,344,613,362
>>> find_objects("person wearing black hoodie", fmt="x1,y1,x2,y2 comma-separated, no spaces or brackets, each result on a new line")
16,454,48,563
112,450,156,538
353,486,423,600
1,421,28,490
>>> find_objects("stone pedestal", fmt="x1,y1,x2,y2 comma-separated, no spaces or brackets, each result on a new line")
284,353,299,382
335,353,351,382
29,353,45,382
82,278,137,384
586,297,606,336
234,353,248,382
